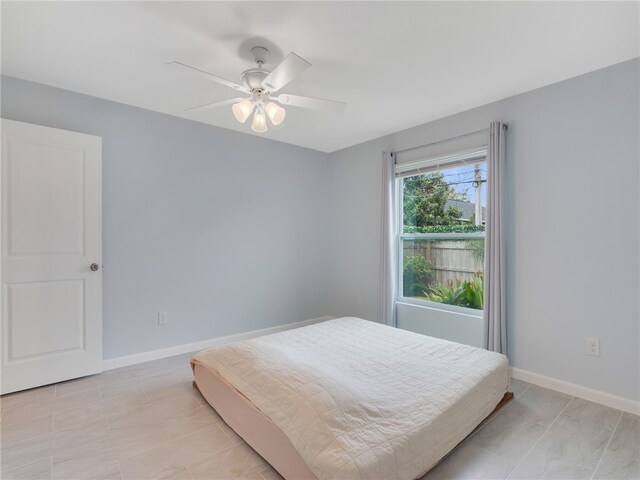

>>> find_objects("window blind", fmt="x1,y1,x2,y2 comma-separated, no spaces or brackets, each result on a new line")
394,146,487,178
394,129,488,178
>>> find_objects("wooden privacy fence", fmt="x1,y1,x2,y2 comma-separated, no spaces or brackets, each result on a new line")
404,239,483,285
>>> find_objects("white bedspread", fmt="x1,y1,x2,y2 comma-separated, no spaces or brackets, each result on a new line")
192,317,509,480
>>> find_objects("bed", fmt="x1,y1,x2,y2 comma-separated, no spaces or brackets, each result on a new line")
191,317,510,480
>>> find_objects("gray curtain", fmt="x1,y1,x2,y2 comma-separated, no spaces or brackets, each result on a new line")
483,122,507,353
381,151,398,327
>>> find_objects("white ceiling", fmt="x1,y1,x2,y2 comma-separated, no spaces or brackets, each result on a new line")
2,2,638,153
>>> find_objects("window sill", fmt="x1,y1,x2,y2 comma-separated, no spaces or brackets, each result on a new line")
396,297,483,319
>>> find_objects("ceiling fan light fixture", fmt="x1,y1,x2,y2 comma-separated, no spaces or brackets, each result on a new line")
265,102,286,126
232,99,254,123
251,107,268,133
175,47,346,133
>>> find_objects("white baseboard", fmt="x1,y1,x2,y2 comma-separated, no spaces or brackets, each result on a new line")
511,367,640,415
102,315,334,371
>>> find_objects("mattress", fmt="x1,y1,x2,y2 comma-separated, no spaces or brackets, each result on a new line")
191,317,509,480
193,363,317,479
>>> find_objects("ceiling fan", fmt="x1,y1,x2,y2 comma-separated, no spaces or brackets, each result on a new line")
170,46,346,133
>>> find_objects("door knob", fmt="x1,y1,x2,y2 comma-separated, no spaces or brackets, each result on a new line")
90,263,100,271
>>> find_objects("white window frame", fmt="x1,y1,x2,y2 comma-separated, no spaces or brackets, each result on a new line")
395,157,486,317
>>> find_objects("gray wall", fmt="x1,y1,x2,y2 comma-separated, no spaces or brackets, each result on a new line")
3,59,638,402
1,75,332,359
327,59,640,401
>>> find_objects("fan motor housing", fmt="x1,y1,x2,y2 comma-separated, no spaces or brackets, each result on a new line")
241,68,270,91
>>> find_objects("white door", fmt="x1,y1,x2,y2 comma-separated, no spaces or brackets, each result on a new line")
1,119,102,394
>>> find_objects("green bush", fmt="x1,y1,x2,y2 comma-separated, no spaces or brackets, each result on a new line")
461,275,484,310
403,225,485,234
429,280,464,305
403,255,434,297
428,275,484,310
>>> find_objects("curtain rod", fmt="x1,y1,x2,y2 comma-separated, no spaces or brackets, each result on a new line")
395,124,508,155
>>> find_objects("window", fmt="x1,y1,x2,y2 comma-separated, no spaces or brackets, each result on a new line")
398,153,487,311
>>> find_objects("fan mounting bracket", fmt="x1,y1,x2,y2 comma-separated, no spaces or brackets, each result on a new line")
250,46,270,66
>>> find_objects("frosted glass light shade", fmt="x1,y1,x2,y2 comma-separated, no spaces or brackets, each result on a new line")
232,99,254,123
265,102,286,126
251,109,268,133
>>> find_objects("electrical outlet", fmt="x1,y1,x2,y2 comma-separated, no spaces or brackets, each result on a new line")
158,311,168,326
356,295,363,305
586,337,600,356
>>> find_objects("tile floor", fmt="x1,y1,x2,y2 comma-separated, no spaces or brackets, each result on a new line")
1,353,638,480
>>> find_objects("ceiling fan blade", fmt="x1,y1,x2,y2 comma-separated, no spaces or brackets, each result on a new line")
169,61,249,93
274,94,346,112
262,52,311,92
186,97,245,112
